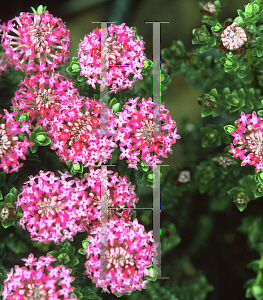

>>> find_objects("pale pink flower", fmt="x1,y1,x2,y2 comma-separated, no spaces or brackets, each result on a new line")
1,10,71,72
228,111,263,171
1,253,78,300
0,110,34,173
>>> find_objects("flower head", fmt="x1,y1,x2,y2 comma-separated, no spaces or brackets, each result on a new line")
83,216,159,296
229,111,263,171
1,10,71,72
1,253,78,300
11,72,83,132
84,168,139,231
217,21,253,54
0,110,34,173
114,97,181,170
14,170,96,245
47,97,118,168
78,24,146,94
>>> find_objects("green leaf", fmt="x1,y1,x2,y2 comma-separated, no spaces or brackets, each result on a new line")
37,137,51,146
34,126,43,134
109,97,118,109
4,193,16,204
47,250,60,258
29,132,36,142
1,221,14,228
66,66,75,75
78,248,86,255
201,108,213,117
246,260,263,272
30,144,38,153
236,203,247,212
77,73,85,82
224,125,236,135
69,256,79,268
227,187,241,198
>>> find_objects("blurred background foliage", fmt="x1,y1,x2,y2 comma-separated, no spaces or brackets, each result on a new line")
0,1,257,300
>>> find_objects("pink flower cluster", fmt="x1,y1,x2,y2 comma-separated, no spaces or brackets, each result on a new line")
0,8,174,298
83,216,159,296
14,170,96,245
47,97,118,168
1,253,78,300
0,109,34,173
78,24,146,93
11,71,84,132
114,97,181,170
84,167,139,231
229,111,263,171
14,168,139,245
1,10,71,72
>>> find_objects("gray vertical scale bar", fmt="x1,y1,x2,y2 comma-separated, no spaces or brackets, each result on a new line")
100,22,109,137
99,164,116,280
145,22,169,137
153,165,170,279
152,22,161,136
100,165,108,279
92,21,116,137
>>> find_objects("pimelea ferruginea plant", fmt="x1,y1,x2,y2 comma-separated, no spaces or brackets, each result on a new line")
5,1,263,299
0,5,178,299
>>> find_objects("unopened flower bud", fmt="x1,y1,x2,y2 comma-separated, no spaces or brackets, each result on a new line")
216,154,233,169
199,1,218,17
0,203,15,222
193,26,210,42
186,50,200,65
245,2,260,15
234,192,249,206
36,134,46,142
57,253,71,265
175,168,192,185
72,162,81,172
197,94,217,110
205,133,216,144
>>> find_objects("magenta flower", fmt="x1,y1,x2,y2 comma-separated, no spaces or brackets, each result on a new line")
114,97,181,170
78,24,147,94
0,110,34,173
1,10,71,72
228,111,263,171
84,168,139,231
83,216,159,296
1,253,78,300
11,72,84,132
0,53,12,78
47,98,118,168
14,170,97,245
